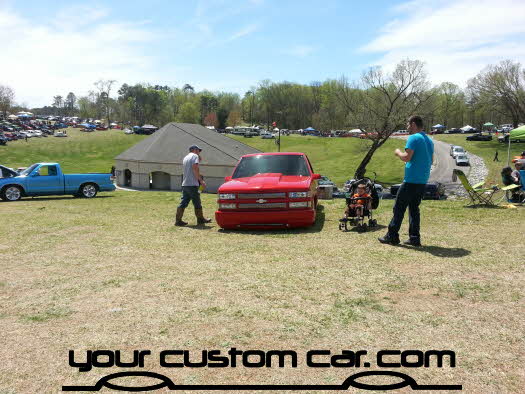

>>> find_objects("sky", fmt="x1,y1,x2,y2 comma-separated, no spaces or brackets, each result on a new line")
1,0,525,108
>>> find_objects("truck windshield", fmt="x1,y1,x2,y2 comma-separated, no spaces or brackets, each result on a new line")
19,164,39,176
232,155,310,178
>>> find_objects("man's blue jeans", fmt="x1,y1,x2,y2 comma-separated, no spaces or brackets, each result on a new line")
388,182,426,240
179,186,202,209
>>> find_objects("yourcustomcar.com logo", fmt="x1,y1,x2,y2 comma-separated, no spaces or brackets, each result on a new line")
62,348,462,391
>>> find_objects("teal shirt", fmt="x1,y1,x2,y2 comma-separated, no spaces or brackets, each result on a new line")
404,132,434,184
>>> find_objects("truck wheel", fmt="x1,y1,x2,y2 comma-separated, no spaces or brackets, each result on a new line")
1,185,22,201
80,183,98,198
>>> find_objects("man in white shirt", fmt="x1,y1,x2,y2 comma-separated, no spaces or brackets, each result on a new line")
175,145,212,226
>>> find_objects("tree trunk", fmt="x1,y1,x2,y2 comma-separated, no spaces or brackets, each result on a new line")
354,140,382,179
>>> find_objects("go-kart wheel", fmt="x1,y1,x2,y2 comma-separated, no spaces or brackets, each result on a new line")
369,219,377,227
339,222,345,231
362,223,368,232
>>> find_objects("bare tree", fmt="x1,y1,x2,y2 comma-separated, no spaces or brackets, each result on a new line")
94,79,116,126
467,60,525,128
0,85,15,117
336,59,433,179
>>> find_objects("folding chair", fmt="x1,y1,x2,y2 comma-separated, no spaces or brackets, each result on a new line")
453,169,499,206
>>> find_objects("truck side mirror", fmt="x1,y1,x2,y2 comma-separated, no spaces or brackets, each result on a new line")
224,176,232,182
312,174,321,180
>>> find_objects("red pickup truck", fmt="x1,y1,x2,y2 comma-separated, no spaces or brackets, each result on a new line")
215,152,321,229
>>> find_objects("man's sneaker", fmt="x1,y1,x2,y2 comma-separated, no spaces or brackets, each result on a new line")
378,233,400,245
403,239,421,247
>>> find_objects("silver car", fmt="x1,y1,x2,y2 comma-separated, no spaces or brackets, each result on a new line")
455,154,470,166
451,146,466,158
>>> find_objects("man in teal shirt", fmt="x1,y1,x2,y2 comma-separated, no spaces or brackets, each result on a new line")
379,115,434,246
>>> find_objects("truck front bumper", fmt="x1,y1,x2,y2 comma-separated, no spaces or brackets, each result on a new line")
215,209,316,229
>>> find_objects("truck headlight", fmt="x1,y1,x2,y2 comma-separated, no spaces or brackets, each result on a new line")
289,201,309,208
219,203,237,209
219,193,236,199
289,191,309,198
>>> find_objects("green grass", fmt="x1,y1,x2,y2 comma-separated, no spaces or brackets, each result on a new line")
434,134,525,185
228,134,406,185
0,127,148,173
1,129,406,186
0,191,524,392
0,128,524,392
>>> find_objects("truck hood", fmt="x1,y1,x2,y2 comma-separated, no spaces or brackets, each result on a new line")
0,176,22,185
219,173,312,192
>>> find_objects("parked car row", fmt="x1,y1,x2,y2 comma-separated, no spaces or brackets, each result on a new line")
450,145,470,166
466,133,492,141
390,182,445,200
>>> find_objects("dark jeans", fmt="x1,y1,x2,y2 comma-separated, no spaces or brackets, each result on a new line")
179,186,202,209
388,182,426,240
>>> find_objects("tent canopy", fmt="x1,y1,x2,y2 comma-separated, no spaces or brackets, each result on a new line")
461,125,474,131
432,124,446,128
510,125,525,140
483,122,494,127
116,122,260,165
304,127,316,131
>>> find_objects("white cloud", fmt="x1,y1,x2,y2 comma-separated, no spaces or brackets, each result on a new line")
360,0,525,87
0,6,161,107
288,45,315,57
227,24,259,42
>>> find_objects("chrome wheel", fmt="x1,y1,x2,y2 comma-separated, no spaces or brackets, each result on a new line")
82,184,97,198
5,186,22,201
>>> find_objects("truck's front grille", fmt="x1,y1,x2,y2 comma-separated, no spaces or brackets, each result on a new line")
238,203,287,209
237,193,286,199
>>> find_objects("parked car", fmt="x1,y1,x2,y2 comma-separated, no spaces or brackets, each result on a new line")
215,152,320,229
450,145,466,157
455,154,470,166
498,134,525,143
260,132,275,139
390,182,445,200
0,165,18,178
0,134,7,145
0,162,116,201
446,128,462,134
466,133,492,141
55,131,67,137
318,175,338,192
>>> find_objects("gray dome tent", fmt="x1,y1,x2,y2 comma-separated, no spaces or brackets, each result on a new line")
115,122,260,192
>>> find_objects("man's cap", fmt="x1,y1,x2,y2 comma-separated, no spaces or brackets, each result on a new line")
189,145,202,151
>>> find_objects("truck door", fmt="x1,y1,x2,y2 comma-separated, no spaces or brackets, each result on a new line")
26,165,63,195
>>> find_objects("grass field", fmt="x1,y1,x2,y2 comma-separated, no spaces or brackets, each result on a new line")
0,191,524,392
0,127,148,174
433,134,525,186
1,128,524,392
228,135,406,185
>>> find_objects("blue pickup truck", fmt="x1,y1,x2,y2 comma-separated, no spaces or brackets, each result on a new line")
0,162,115,201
